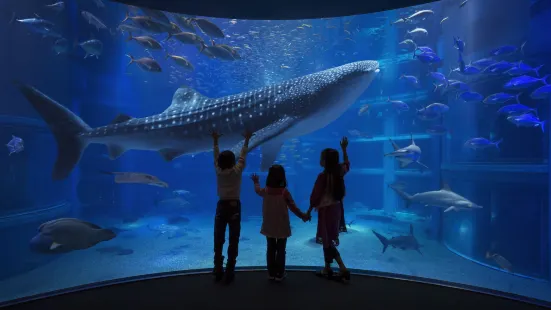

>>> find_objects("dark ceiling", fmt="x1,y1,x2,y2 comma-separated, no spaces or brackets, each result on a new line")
109,0,437,20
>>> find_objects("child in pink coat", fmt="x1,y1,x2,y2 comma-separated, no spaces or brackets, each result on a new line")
251,165,310,282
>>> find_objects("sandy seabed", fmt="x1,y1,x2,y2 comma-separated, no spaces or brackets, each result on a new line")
1,209,550,304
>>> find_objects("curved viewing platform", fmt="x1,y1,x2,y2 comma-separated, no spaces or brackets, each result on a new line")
1,268,549,310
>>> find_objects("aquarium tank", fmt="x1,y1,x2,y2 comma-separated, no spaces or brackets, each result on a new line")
0,0,550,305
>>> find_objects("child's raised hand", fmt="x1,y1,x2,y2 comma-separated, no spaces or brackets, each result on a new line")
210,129,223,140
250,173,259,183
340,136,349,149
242,130,255,140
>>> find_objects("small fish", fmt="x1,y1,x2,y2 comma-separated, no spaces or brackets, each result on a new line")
504,75,549,90
166,53,194,71
6,135,24,155
281,65,290,69
79,39,103,59
16,18,62,38
173,189,192,197
399,74,419,86
390,18,405,25
417,110,441,121
346,220,355,228
387,97,409,113
414,51,441,64
464,137,503,150
358,104,369,116
399,39,417,50
507,114,546,132
166,32,204,46
471,58,496,68
436,79,469,93
486,251,512,272
52,38,69,55
420,103,449,114
440,17,449,24
193,18,224,38
457,91,483,103
81,11,107,31
427,72,447,85
497,104,537,116
531,84,551,100
416,46,434,54
505,62,544,77
483,93,520,105
490,45,517,56
92,0,105,8
404,9,434,23
45,2,65,12
453,36,465,53
426,124,449,136
483,61,515,75
459,0,468,8
127,33,162,49
126,55,162,72
174,16,196,33
117,24,142,34
407,27,428,37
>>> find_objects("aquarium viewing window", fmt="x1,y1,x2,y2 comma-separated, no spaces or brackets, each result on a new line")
0,0,550,307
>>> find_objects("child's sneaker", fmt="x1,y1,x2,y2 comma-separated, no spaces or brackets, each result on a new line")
268,275,275,281
274,272,287,282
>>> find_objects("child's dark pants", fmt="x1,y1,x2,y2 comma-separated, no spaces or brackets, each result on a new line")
213,199,241,271
266,237,287,277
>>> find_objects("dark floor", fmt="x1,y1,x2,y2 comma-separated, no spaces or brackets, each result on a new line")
2,270,548,310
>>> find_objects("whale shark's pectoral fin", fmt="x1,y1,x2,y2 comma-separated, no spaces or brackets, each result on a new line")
444,206,457,212
231,116,295,170
159,148,186,161
260,139,284,171
50,242,62,250
107,144,127,160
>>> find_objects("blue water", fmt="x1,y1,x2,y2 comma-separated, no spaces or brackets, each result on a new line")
0,0,550,305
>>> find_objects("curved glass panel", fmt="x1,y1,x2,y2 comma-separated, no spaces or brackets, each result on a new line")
1,0,550,304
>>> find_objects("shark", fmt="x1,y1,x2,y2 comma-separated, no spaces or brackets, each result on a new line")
389,182,483,212
384,133,428,170
372,224,422,255
14,60,380,180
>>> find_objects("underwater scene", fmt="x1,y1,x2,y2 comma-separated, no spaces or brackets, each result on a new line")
0,0,550,304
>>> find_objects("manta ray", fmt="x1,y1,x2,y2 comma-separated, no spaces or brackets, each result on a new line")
14,60,379,180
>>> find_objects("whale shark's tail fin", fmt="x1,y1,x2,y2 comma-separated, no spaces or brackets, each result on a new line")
14,82,91,180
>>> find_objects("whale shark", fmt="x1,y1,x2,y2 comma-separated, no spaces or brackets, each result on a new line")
15,60,380,180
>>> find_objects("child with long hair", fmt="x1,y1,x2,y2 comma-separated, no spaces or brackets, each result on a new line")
210,129,254,284
251,165,310,282
307,137,350,282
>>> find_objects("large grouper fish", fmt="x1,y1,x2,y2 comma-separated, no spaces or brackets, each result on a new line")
14,60,379,180
30,218,116,253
